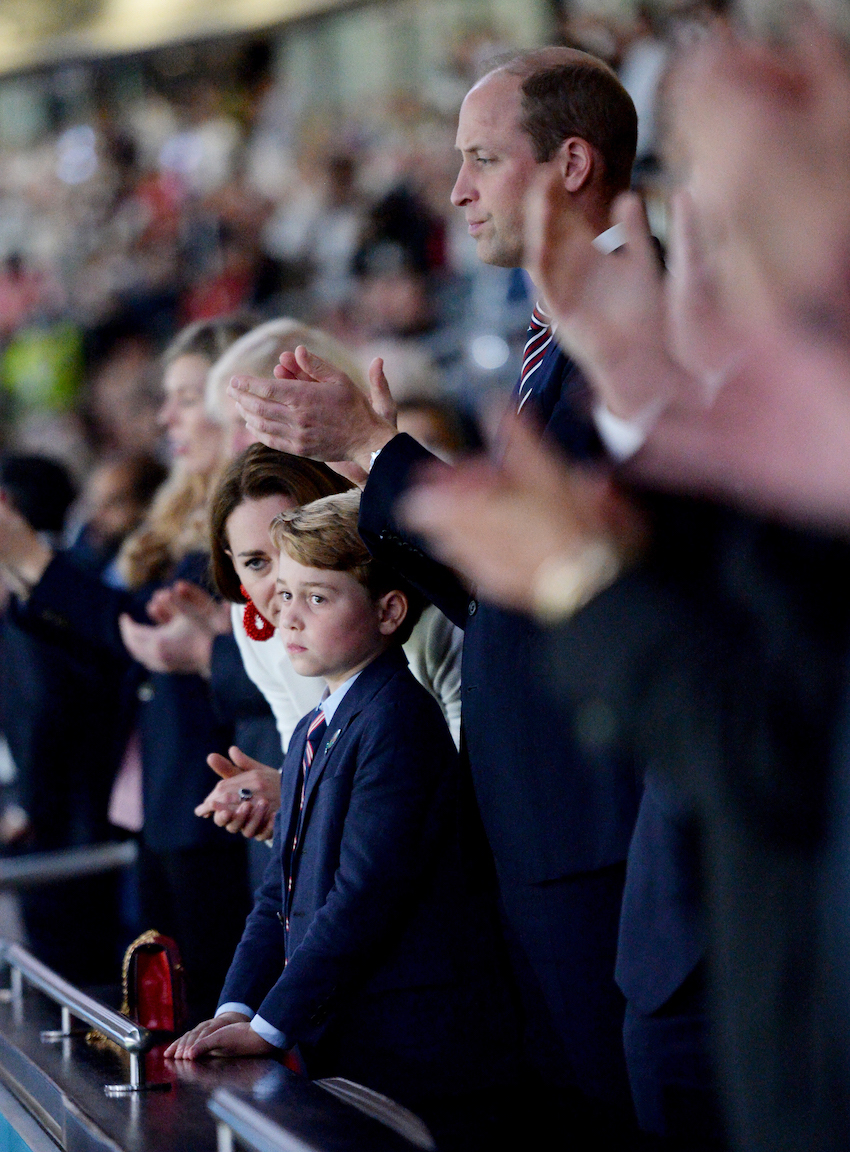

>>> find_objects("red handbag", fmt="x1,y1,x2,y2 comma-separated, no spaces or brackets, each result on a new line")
122,930,188,1035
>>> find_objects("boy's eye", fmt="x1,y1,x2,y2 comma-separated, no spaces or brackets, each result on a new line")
280,590,292,601
310,594,325,605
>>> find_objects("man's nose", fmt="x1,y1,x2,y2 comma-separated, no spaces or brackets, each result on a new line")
450,164,474,207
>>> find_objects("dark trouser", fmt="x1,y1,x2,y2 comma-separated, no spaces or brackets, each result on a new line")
498,863,639,1149
139,841,251,1025
624,967,726,1150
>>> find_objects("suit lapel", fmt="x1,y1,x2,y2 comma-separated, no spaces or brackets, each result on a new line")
280,715,309,872
300,647,408,816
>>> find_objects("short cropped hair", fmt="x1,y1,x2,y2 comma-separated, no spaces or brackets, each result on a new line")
493,47,637,194
209,443,354,603
270,490,425,645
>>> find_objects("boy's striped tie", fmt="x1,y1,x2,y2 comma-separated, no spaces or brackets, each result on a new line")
285,708,327,930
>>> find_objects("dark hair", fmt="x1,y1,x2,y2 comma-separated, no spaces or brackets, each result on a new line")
270,490,425,646
0,454,77,533
120,453,169,509
209,443,355,602
494,47,637,195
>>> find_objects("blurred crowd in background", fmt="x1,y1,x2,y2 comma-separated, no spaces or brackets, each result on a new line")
0,0,704,479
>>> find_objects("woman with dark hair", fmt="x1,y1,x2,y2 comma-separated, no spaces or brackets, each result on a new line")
123,440,462,841
124,444,354,841
121,318,463,843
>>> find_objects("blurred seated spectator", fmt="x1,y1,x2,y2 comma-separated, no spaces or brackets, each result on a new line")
262,150,364,310
181,225,263,324
0,255,65,340
81,318,162,458
0,453,123,985
66,453,168,578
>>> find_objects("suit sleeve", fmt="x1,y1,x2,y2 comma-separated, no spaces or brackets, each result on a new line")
209,633,275,724
359,433,471,629
16,551,147,663
254,692,456,1046
216,810,289,1013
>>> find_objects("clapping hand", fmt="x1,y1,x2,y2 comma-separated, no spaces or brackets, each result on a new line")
398,415,645,615
228,348,398,473
118,581,231,677
196,746,280,842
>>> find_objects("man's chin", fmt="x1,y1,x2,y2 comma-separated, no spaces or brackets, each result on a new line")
476,239,522,269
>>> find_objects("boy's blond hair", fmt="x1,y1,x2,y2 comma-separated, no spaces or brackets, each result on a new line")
271,490,371,585
270,490,424,641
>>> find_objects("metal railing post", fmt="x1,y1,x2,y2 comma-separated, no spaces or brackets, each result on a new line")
0,941,168,1096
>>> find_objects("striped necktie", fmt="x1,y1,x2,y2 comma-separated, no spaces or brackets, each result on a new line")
517,303,554,413
285,708,326,930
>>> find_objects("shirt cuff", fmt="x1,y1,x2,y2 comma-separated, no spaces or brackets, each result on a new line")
216,1002,254,1019
591,222,627,254
593,396,667,463
250,1014,288,1049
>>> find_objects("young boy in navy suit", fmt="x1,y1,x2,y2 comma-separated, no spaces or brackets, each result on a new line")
166,491,515,1137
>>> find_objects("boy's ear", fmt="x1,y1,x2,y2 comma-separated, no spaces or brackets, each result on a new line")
376,590,408,636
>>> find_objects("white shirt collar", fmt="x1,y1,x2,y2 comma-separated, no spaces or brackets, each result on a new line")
319,671,362,727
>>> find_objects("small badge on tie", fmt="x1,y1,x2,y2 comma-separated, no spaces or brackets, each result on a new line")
325,729,341,754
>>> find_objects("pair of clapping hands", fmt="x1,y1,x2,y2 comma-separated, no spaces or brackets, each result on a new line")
119,585,279,841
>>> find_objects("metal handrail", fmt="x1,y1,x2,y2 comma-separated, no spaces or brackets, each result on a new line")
316,1079,435,1150
0,940,162,1094
209,1087,318,1152
1,941,148,1052
209,1080,435,1152
0,841,137,890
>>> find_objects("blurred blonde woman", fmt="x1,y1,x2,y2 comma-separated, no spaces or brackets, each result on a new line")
0,315,256,1022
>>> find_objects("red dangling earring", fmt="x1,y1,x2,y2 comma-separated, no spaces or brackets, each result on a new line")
239,585,275,641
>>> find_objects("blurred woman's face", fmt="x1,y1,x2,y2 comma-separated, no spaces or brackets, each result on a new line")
158,354,223,475
225,493,297,624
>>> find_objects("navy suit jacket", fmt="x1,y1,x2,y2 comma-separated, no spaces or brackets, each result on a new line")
209,632,281,767
219,645,516,1102
16,550,239,853
359,344,640,885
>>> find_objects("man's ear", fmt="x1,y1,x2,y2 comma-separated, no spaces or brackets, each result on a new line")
376,590,408,636
555,137,596,194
